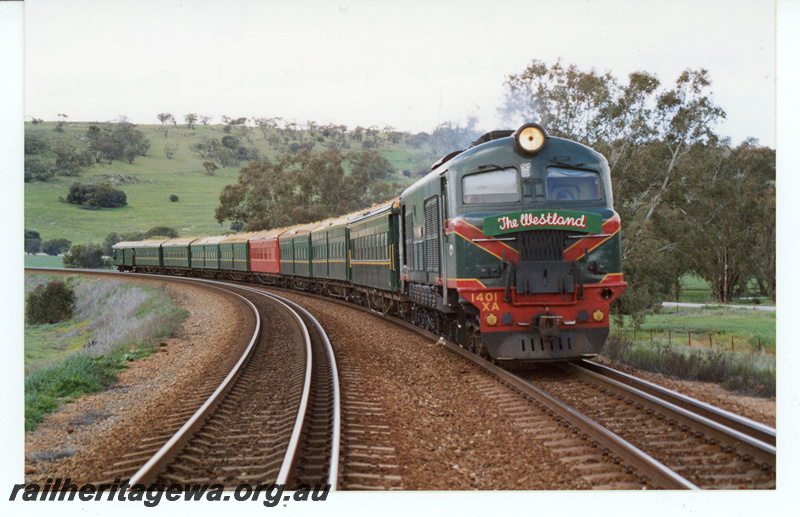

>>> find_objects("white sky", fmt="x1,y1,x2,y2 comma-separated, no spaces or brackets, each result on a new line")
24,0,776,146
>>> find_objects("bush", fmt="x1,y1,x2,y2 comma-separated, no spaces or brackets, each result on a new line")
63,243,111,269
41,238,72,256
144,226,179,239
25,280,76,325
25,156,55,182
221,135,240,149
169,194,179,202
65,183,127,208
25,238,42,255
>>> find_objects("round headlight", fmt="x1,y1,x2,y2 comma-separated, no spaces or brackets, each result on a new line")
514,123,547,155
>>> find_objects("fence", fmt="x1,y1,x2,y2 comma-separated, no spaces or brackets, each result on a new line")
609,325,769,354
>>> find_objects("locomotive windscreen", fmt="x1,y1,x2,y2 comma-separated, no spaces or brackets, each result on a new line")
545,168,603,202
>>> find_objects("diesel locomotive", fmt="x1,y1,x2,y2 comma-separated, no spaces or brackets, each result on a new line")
113,123,626,363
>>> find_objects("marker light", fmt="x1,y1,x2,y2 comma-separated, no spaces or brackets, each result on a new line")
514,123,547,155
593,310,605,322
486,314,498,326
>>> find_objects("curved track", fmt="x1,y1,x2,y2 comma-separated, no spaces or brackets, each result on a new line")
287,284,776,490
29,269,773,490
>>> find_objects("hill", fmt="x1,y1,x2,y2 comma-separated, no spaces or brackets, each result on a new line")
24,120,452,245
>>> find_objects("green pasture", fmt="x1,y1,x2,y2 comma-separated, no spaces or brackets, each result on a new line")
612,305,775,353
25,122,433,245
607,304,776,396
25,254,64,268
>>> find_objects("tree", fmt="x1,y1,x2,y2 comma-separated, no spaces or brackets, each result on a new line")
86,123,149,165
66,183,127,208
24,156,54,182
429,118,482,158
25,238,41,255
157,113,175,125
164,144,177,159
184,113,198,129
203,161,219,176
661,141,776,302
501,60,739,317
63,243,110,269
103,232,121,256
25,280,76,325
215,149,403,232
41,238,72,256
340,150,396,212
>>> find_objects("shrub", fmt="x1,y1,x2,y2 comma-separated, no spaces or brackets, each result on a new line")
144,226,179,239
41,238,73,256
221,135,240,149
25,156,55,182
25,238,42,255
63,243,111,269
25,280,76,325
66,183,127,208
169,194,179,202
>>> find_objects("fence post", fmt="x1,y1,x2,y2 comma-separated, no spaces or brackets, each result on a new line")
669,329,671,346
709,335,712,348
688,331,691,347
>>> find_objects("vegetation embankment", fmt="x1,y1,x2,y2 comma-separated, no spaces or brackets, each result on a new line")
24,275,189,431
24,118,442,246
605,305,775,397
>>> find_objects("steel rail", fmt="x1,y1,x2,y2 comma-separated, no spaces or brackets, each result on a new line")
574,360,776,446
254,284,699,488
192,279,316,487
128,284,262,486
437,339,700,489
238,285,341,490
564,361,776,469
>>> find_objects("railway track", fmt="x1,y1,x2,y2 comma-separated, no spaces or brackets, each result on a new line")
29,269,773,490
255,285,777,490
441,337,776,489
544,360,776,489
99,278,341,490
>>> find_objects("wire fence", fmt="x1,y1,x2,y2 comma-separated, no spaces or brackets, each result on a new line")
609,326,771,355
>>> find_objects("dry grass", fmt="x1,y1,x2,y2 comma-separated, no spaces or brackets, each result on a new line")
24,274,189,430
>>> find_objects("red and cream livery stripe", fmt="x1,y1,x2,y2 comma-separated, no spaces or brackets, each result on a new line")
563,213,621,262
447,214,620,263
446,219,519,262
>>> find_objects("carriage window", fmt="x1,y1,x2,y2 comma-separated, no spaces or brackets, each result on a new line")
462,168,519,204
546,167,603,201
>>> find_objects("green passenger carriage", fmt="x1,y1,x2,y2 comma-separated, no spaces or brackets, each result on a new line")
347,201,400,292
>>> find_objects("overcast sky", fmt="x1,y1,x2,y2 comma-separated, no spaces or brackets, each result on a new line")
24,0,776,147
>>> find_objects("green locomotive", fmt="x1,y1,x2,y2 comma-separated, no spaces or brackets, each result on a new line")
398,124,626,361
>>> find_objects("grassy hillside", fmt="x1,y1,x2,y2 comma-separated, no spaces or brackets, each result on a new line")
24,121,436,244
